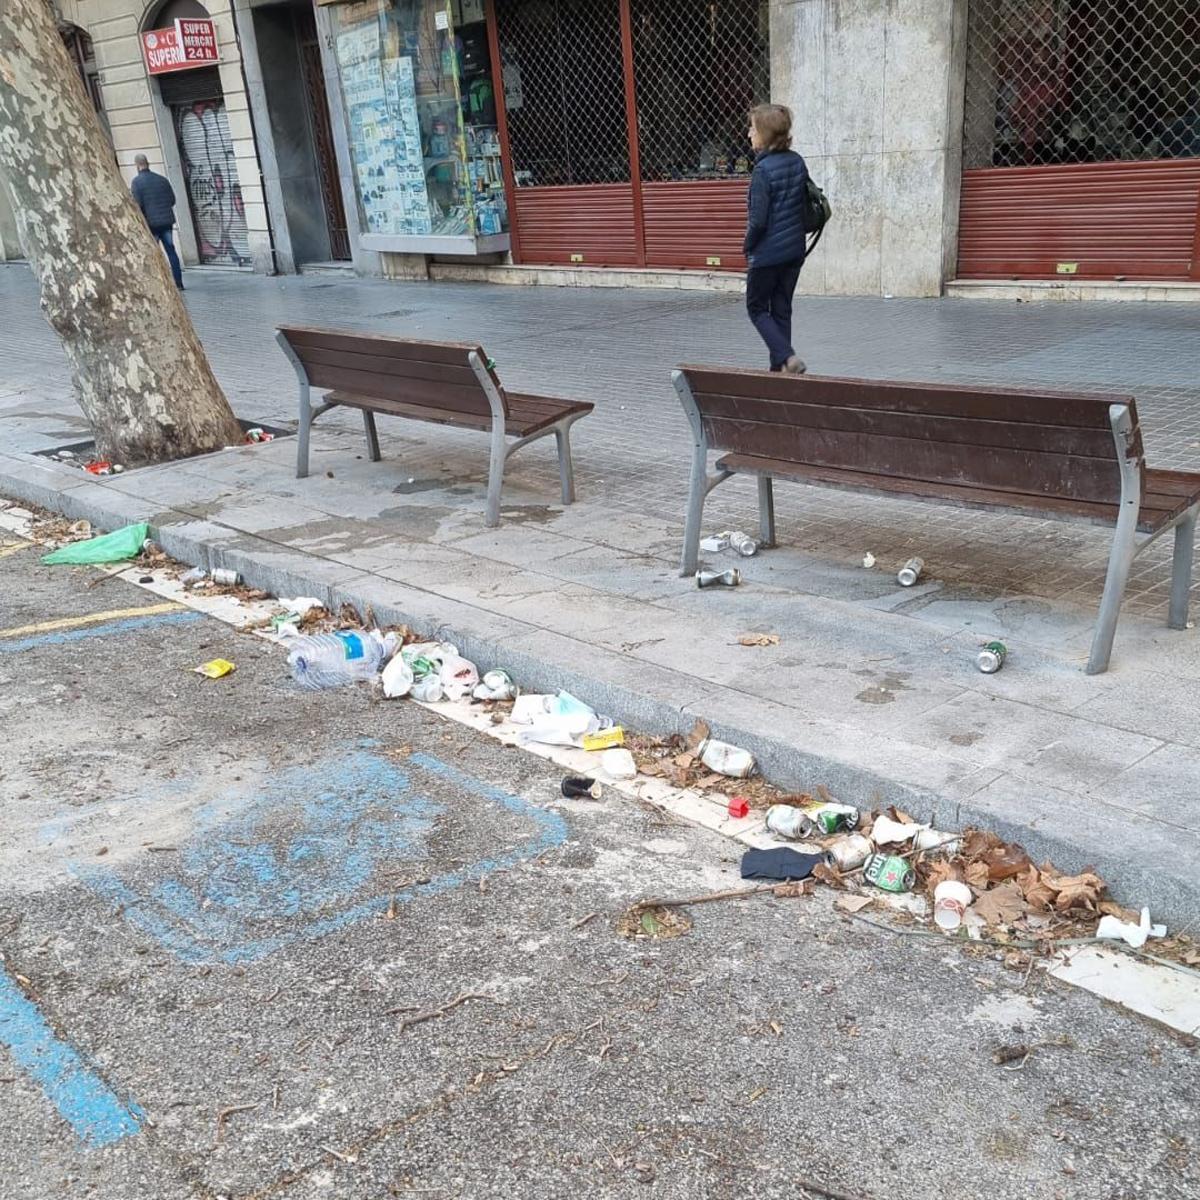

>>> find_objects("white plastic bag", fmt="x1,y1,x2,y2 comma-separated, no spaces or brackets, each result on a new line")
381,653,414,699
440,654,480,701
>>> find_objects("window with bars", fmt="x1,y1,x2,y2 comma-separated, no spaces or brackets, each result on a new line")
493,0,770,187
630,0,769,182
493,0,630,186
964,0,1200,169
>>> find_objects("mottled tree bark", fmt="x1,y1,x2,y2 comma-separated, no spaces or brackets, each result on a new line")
0,0,242,464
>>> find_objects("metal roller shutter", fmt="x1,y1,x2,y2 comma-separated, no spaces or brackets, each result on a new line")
958,0,1200,283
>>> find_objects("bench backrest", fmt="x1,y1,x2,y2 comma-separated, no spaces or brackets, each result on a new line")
676,366,1144,506
277,326,507,420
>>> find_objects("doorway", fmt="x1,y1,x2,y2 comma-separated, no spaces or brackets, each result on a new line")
252,0,351,266
160,67,253,267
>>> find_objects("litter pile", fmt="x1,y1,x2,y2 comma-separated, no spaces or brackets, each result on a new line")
26,509,1194,968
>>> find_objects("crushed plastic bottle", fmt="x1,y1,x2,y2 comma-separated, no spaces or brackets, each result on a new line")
288,630,398,690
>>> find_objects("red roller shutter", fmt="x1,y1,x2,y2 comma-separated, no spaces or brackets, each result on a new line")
509,184,639,267
958,160,1200,281
641,179,748,271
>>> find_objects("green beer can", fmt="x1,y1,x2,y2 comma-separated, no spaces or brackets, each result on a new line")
863,853,916,893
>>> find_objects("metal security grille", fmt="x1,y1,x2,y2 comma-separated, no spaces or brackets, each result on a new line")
629,0,769,182
492,0,630,186
964,0,1200,169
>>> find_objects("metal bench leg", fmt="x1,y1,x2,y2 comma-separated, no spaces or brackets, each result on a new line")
1087,520,1137,675
485,422,507,528
555,421,576,505
680,446,708,576
1168,510,1197,631
363,411,381,463
757,476,776,549
296,384,312,479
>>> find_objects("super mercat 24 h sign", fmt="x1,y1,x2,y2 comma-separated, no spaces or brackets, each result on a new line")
141,18,220,76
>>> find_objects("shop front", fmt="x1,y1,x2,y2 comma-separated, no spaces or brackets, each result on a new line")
490,0,770,271
325,0,511,257
958,0,1200,282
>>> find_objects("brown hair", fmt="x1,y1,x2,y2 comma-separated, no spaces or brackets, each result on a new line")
750,104,793,152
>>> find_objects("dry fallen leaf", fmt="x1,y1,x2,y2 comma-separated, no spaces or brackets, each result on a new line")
1045,871,1105,912
1017,865,1056,912
836,894,875,914
923,860,961,893
964,861,991,891
973,879,1029,928
738,632,780,647
686,719,710,753
812,863,844,890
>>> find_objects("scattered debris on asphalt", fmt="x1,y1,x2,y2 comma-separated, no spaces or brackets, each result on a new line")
561,775,602,800
737,632,780,647
977,640,1008,673
40,521,149,565
193,658,236,680
617,904,693,940
861,551,876,569
695,568,741,588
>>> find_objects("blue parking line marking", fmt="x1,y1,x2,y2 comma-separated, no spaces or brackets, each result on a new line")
0,611,203,654
71,745,568,966
0,965,143,1147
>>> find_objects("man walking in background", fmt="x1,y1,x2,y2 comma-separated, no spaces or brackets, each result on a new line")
131,154,184,290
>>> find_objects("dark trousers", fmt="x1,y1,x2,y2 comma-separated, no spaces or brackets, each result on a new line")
745,260,802,370
153,226,184,288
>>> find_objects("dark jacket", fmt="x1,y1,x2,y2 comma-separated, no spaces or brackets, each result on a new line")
743,148,808,268
131,169,177,232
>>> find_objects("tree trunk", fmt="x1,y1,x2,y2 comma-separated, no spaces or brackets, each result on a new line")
0,0,243,465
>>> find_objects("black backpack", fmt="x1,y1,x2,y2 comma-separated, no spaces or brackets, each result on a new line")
803,177,832,253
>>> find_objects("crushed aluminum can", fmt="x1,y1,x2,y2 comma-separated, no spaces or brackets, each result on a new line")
728,531,758,557
812,806,860,835
561,775,602,800
862,853,916,893
826,833,872,871
977,641,1007,674
696,568,741,589
897,557,924,587
211,568,240,586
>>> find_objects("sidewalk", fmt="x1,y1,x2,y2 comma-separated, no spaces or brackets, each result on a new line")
2,263,1198,919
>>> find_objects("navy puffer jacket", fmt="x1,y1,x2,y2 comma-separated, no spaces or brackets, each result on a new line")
743,148,808,268
131,169,177,232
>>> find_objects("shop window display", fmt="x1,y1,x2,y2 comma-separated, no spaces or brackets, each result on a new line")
331,0,507,243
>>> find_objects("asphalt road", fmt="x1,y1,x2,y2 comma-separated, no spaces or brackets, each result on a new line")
0,530,1196,1200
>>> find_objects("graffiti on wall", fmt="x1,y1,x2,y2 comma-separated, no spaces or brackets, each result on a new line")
173,99,251,266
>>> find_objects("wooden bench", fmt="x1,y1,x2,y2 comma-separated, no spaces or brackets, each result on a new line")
276,326,593,527
673,366,1200,675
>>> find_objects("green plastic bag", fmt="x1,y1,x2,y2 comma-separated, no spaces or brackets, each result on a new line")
41,522,150,565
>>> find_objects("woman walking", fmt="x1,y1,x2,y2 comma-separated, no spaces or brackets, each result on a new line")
743,104,809,374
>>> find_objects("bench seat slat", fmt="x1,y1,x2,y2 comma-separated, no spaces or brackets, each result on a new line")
328,390,592,438
298,345,483,389
683,367,1127,430
280,325,482,366
705,419,1123,504
694,393,1120,459
715,453,1200,535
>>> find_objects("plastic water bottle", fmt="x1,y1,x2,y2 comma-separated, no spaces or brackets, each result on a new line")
288,630,397,690
698,737,756,778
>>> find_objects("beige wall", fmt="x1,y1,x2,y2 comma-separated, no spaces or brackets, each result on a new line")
772,0,966,298
56,0,272,271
